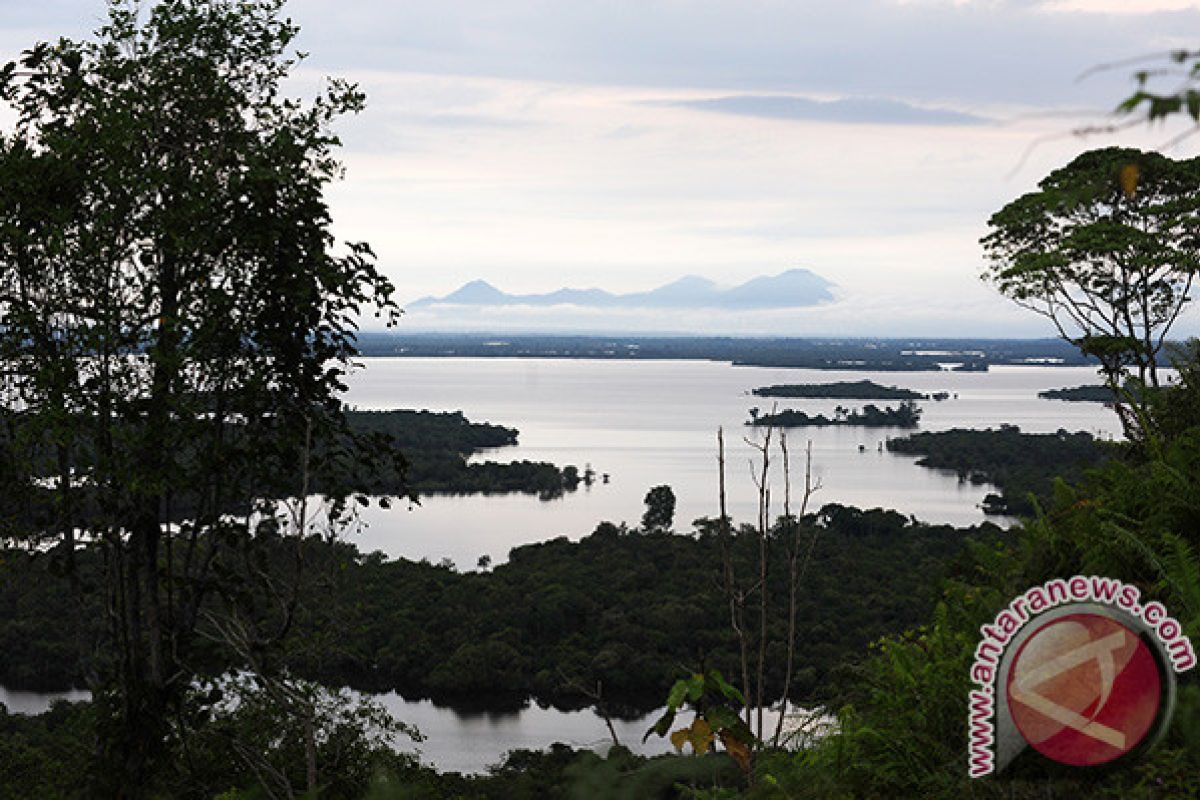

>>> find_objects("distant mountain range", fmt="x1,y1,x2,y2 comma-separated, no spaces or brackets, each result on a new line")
408,269,835,311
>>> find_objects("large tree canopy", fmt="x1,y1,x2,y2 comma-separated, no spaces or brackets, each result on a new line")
982,147,1200,397
0,1,399,793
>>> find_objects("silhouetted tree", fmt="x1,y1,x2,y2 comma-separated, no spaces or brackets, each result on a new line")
0,1,398,794
642,485,677,531
982,147,1200,438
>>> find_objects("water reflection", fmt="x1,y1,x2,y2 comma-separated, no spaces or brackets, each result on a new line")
342,359,1121,568
0,684,824,775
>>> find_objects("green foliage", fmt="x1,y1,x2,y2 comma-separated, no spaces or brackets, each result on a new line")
173,675,420,800
646,670,754,774
1115,49,1200,124
762,599,986,799
0,701,92,800
1147,339,1200,442
753,345,1200,799
981,147,1200,398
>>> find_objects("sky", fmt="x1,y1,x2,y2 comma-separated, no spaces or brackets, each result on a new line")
3,0,1200,336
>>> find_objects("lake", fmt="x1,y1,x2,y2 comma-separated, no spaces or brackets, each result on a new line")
340,357,1120,568
1,357,1120,773
369,696,815,774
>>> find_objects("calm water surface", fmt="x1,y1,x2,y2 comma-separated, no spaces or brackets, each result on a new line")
0,687,802,774
341,358,1120,568
1,358,1121,773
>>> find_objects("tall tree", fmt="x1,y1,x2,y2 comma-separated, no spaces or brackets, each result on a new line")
0,1,399,794
982,147,1200,435
642,484,677,531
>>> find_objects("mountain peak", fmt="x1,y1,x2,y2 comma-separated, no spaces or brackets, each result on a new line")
409,269,835,311
440,280,505,303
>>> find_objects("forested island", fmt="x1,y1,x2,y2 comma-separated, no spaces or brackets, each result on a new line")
886,425,1112,515
748,401,921,428
751,380,930,400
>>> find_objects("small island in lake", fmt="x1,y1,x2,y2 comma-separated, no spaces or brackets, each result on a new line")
1038,384,1118,402
748,401,921,428
751,379,933,400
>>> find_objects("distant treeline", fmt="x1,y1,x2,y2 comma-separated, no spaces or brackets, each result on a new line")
748,401,921,429
752,380,948,401
0,505,1003,714
356,333,1098,371
886,425,1113,515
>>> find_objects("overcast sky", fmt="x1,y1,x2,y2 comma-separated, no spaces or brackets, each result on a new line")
4,0,1200,336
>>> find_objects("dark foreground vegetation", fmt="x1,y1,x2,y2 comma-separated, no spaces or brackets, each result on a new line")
0,721,741,800
0,504,994,712
887,425,1112,515
749,401,921,428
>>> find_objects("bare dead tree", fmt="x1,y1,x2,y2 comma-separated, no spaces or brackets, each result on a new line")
745,422,774,742
717,422,825,752
772,437,822,747
557,669,621,747
716,428,752,730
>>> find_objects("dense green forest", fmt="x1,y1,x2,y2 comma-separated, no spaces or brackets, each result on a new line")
0,505,998,711
750,380,933,400
748,401,921,428
886,425,1111,515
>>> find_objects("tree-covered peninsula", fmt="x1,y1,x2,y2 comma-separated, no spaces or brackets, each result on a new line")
886,425,1112,515
345,410,580,499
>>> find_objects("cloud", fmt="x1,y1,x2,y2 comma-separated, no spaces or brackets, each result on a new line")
7,1,1200,338
657,94,990,126
275,0,1200,111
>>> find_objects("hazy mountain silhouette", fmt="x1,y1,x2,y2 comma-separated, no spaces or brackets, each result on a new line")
409,269,835,311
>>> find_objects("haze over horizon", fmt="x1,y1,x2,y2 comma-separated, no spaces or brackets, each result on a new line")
6,1,1200,337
